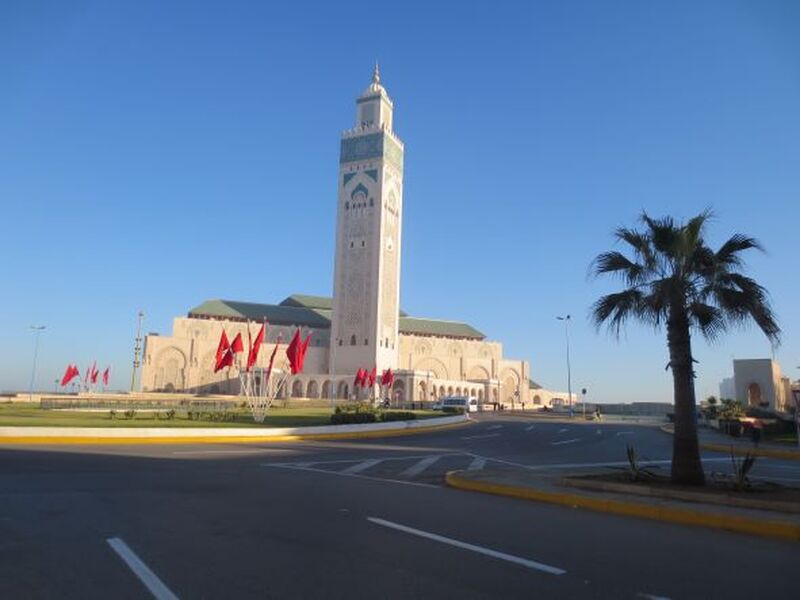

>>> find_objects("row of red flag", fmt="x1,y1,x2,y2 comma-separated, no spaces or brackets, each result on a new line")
60,362,109,387
214,325,311,376
353,367,394,388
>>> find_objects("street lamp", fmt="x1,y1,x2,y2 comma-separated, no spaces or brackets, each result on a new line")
792,386,800,450
130,311,145,393
556,315,572,416
28,325,46,401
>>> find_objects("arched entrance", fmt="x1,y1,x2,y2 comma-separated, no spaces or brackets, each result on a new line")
392,380,406,405
747,383,762,407
292,380,304,398
306,380,319,399
338,381,349,400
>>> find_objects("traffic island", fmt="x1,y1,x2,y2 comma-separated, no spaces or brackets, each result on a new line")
660,425,800,461
0,414,472,445
445,468,800,542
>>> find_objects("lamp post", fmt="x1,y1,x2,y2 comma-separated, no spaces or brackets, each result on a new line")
28,325,46,401
792,386,800,449
130,311,144,393
581,387,587,419
556,315,572,416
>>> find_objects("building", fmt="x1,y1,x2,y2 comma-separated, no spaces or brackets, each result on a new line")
141,67,566,409
718,359,793,412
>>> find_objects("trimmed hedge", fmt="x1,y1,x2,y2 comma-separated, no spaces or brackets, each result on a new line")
330,411,377,425
379,411,417,422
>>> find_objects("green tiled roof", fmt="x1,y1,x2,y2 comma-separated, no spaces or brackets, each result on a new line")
188,299,331,329
188,296,484,340
529,379,543,390
399,317,484,340
279,294,332,310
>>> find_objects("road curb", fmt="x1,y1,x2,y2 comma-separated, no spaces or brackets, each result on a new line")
445,470,800,543
659,425,800,461
0,416,473,445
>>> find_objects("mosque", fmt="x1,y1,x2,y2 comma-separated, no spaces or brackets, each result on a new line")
140,67,571,409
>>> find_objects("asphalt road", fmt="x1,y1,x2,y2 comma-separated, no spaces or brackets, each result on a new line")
0,414,796,599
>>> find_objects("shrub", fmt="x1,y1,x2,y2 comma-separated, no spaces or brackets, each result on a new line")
166,409,176,420
123,409,136,420
442,407,465,415
379,411,417,422
109,410,116,420
330,411,377,425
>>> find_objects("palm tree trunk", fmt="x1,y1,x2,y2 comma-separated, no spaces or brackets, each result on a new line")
667,310,705,485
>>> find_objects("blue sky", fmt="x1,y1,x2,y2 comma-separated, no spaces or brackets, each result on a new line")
1,1,798,402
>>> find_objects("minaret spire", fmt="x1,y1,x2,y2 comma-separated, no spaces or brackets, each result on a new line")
372,61,380,85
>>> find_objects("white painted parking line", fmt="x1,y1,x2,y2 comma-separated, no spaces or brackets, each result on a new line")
461,433,501,440
487,425,504,430
341,458,383,475
107,537,179,600
550,438,581,446
468,457,487,471
367,517,566,575
265,463,438,488
400,455,441,478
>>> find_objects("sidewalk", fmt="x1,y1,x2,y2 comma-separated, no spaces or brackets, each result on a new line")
446,467,800,543
661,425,800,461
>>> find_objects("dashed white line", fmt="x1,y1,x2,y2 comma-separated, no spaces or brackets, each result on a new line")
468,456,487,471
367,517,566,575
106,537,179,600
550,438,581,446
461,433,501,440
525,425,535,431
400,455,441,478
341,458,383,475
615,431,634,436
558,428,569,434
637,593,672,600
487,425,504,430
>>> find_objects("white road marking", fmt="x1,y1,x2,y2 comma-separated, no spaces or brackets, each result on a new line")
461,433,501,440
468,456,487,471
400,455,441,478
265,464,438,488
558,428,569,433
341,458,383,475
615,431,634,436
550,438,581,446
171,449,268,455
476,457,732,472
367,517,566,575
263,454,459,467
596,429,602,435
487,425,504,430
637,593,672,600
106,537,179,600
525,425,535,431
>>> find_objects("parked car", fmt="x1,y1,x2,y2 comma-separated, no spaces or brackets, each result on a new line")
437,396,478,413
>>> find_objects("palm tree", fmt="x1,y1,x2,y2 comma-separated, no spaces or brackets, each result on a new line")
591,211,780,485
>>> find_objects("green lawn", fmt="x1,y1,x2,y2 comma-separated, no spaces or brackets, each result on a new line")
0,403,441,428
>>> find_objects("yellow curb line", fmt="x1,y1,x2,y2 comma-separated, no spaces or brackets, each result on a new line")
659,425,800,461
445,471,800,543
0,420,473,446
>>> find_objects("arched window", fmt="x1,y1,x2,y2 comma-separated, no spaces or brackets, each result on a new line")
350,335,356,346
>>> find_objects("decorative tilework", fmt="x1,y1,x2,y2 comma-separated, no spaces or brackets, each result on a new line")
343,173,356,186
340,133,404,171
365,169,378,181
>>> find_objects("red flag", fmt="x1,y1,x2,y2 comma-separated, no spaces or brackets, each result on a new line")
102,367,110,386
230,333,244,354
218,350,234,370
354,368,366,388
247,323,265,371
84,363,91,384
286,329,302,374
265,334,281,382
368,367,377,387
60,364,78,387
90,364,99,384
215,331,230,366
381,368,394,387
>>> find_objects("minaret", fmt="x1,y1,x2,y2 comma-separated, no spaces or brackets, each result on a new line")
330,65,404,375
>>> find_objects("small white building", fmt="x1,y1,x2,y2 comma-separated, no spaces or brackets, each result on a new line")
720,359,792,412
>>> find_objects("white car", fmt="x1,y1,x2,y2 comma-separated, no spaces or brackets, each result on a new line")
438,396,478,413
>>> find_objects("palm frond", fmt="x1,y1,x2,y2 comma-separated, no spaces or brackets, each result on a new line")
591,251,646,285
715,234,764,268
688,302,725,341
591,289,647,336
